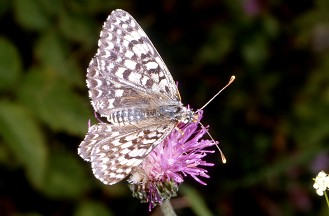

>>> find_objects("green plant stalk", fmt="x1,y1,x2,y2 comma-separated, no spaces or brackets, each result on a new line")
159,199,177,216
325,191,329,210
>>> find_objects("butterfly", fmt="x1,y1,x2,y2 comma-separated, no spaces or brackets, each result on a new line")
78,9,233,185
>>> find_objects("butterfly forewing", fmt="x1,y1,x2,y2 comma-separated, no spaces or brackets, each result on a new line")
79,9,188,185
87,9,180,116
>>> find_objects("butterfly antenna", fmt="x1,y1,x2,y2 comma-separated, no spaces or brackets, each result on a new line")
195,76,235,163
198,121,227,164
197,75,235,112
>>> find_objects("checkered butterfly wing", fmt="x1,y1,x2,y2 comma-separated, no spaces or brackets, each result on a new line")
78,9,182,185
80,122,175,185
87,9,180,116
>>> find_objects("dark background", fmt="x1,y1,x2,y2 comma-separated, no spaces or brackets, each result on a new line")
0,0,328,215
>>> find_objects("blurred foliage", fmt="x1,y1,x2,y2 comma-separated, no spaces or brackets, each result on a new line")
0,0,329,215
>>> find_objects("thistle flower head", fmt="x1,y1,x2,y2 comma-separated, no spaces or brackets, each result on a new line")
313,171,329,196
128,111,218,209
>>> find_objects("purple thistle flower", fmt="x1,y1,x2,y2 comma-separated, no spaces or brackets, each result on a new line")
128,111,218,209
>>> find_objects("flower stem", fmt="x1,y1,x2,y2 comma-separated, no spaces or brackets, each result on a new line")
325,191,329,210
159,199,177,216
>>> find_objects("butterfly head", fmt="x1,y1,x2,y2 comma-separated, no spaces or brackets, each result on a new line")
180,106,199,124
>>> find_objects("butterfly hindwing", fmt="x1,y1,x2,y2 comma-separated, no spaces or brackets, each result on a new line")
79,121,176,185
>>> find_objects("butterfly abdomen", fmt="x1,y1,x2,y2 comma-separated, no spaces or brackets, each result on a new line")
108,108,155,125
108,105,182,125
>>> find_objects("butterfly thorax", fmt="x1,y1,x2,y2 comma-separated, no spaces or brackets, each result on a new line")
107,103,194,126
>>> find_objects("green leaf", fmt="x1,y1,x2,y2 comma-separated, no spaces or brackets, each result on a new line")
0,37,22,90
59,12,98,46
17,67,91,136
262,14,280,39
241,34,269,68
42,147,91,199
198,25,234,64
37,0,62,17
34,30,84,86
74,201,113,216
0,101,47,188
13,0,51,31
181,185,214,216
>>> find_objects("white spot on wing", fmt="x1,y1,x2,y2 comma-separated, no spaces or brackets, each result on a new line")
125,50,134,58
124,60,137,69
120,148,130,155
115,89,124,97
131,31,141,40
128,72,142,81
132,45,142,56
124,34,135,42
128,149,147,157
120,141,133,149
115,67,126,78
146,61,158,70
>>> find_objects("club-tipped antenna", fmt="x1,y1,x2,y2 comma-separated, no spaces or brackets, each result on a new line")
195,75,235,164
197,75,235,112
198,121,227,164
